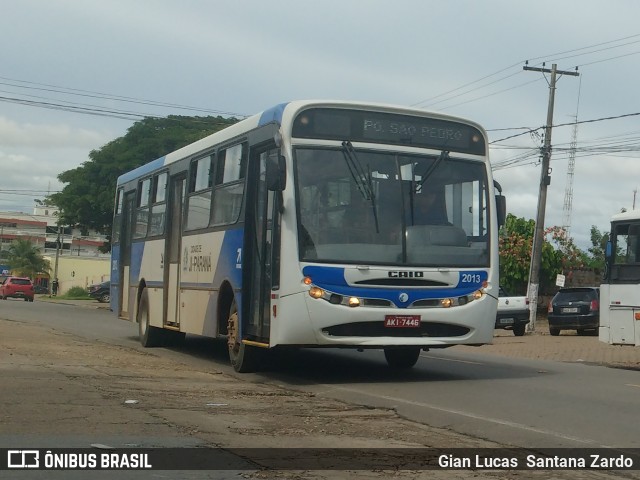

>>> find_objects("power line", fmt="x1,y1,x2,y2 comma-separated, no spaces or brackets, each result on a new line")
413,33,640,112
0,75,248,118
489,110,640,144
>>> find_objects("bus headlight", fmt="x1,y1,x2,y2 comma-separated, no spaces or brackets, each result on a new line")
441,298,453,308
309,287,324,299
348,297,361,307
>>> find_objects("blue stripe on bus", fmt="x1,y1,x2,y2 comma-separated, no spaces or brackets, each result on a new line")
130,242,145,283
302,265,487,308
117,156,167,185
212,228,245,319
258,103,288,126
111,245,120,284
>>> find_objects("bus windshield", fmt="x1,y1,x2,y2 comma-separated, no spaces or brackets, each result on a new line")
295,146,490,267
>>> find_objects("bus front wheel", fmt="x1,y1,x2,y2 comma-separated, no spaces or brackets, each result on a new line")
384,347,420,369
227,300,260,373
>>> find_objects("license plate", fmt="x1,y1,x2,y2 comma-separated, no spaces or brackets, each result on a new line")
384,315,421,328
499,318,514,325
562,307,578,314
14,292,24,296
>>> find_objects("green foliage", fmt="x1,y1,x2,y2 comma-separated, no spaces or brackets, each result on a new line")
59,286,91,299
498,214,589,295
6,239,51,279
498,214,534,294
587,225,609,272
49,115,239,241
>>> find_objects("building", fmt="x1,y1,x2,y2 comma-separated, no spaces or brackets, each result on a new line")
0,205,110,293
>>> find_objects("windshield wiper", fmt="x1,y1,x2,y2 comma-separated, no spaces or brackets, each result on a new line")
408,150,450,225
341,141,379,233
417,150,449,191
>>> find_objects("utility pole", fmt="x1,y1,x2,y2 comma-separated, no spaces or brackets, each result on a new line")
523,63,579,332
51,225,62,296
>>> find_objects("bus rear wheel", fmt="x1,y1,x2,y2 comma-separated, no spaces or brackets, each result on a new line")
227,300,260,373
384,347,421,369
138,289,165,347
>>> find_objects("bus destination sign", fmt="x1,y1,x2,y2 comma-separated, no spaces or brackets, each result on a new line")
362,117,474,151
292,108,486,155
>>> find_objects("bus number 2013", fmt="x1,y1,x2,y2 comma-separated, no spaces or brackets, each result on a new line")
461,273,482,284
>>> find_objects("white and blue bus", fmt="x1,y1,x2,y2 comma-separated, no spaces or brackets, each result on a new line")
111,100,506,372
600,210,640,346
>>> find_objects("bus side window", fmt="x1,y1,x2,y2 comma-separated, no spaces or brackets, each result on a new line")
185,156,213,231
133,177,151,239
149,172,168,236
212,143,247,226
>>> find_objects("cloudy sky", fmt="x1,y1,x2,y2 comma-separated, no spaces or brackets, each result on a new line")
1,0,640,249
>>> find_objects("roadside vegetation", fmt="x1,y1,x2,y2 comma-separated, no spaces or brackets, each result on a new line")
499,214,609,295
5,239,50,279
52,286,92,300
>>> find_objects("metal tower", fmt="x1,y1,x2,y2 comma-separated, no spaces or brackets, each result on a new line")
561,116,578,239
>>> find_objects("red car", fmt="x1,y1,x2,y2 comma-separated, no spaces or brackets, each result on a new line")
0,276,35,302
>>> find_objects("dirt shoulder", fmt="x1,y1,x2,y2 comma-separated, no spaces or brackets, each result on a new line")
0,317,635,479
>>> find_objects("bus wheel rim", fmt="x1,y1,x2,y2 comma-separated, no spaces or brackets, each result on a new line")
227,311,239,355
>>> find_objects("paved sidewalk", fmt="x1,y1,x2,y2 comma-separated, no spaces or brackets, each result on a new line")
458,316,640,370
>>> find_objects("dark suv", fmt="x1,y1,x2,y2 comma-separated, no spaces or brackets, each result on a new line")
88,281,110,303
0,276,35,302
547,287,599,336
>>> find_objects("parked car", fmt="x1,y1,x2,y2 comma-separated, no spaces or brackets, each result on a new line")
88,281,110,303
495,286,530,336
547,287,600,336
0,276,35,302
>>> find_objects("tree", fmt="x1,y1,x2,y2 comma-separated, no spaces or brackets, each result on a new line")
6,239,51,279
498,214,577,295
544,226,587,274
499,214,534,294
587,225,609,272
49,115,239,241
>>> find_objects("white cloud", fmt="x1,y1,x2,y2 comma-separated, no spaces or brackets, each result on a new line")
0,117,107,149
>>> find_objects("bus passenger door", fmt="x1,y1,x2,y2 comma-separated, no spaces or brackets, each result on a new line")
244,146,280,343
164,174,186,329
118,192,135,318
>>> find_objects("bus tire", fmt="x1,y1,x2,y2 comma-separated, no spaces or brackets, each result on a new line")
384,347,420,369
227,299,260,373
138,289,164,347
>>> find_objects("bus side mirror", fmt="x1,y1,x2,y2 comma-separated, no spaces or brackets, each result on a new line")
266,154,286,191
495,194,506,227
605,240,612,259
493,180,506,227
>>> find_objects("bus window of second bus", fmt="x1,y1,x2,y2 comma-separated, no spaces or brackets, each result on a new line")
615,223,640,264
